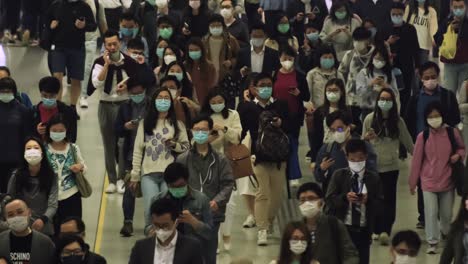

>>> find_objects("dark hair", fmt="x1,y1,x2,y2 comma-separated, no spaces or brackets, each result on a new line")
253,72,274,86
208,14,226,28
39,76,60,94
45,113,70,143
0,256,12,264
392,2,407,11
322,78,347,110
271,12,294,44
191,114,214,130
249,22,267,34
201,88,229,119
61,216,86,233
423,101,445,127
157,15,175,28
277,221,313,264
127,38,145,51
352,26,371,40
14,137,56,195
183,0,209,16
326,110,352,127
165,61,193,98
305,20,322,31
120,11,138,23
160,44,182,73
164,162,190,184
371,88,400,139
391,230,422,252
103,30,120,41
279,45,297,58
127,77,146,91
419,61,440,75
449,193,468,235
56,234,87,257
185,37,212,76
150,197,180,221
0,66,11,76
297,182,324,199
367,45,393,83
316,45,339,70
345,139,368,155
330,0,353,22
160,75,182,90
0,77,17,92
409,0,430,16
143,88,181,138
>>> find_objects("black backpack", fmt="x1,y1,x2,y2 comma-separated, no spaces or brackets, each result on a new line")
255,111,290,163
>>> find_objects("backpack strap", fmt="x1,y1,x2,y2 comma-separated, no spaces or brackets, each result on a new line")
325,142,335,157
423,129,430,144
446,127,457,155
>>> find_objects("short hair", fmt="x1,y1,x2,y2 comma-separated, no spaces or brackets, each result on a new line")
391,2,406,10
103,30,119,41
127,38,145,51
127,77,145,91
150,197,179,221
249,22,266,34
39,76,60,94
208,14,225,27
157,15,174,27
419,61,440,75
159,75,181,89
253,72,273,86
391,230,422,252
345,139,368,155
56,234,87,257
325,110,352,127
424,101,445,125
305,20,322,31
0,66,11,76
297,182,324,199
45,113,70,143
191,114,214,130
164,162,190,184
120,11,138,22
61,216,86,233
279,45,296,58
0,77,17,92
352,26,372,40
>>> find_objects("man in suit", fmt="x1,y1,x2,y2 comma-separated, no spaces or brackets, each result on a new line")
128,197,204,264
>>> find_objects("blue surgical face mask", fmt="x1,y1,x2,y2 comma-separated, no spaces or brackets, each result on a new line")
210,103,225,113
257,87,272,100
320,58,335,69
193,130,209,144
50,131,66,142
156,48,165,58
391,15,404,25
306,32,320,42
417,0,425,4
155,98,171,112
453,8,466,18
130,92,145,104
120,27,138,38
0,93,14,103
189,51,202,60
168,72,183,82
378,100,393,112
42,97,57,107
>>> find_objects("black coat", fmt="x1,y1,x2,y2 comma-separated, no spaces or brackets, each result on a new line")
33,101,78,143
352,0,394,39
287,0,328,43
234,46,281,78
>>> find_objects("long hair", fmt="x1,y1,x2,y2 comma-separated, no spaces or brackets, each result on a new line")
160,45,182,74
410,0,430,16
448,193,468,236
164,61,194,98
367,44,393,84
277,221,314,264
185,37,211,69
200,87,229,119
143,88,180,139
370,88,400,139
15,137,56,195
271,13,294,49
45,113,70,144
321,78,347,110
329,0,353,23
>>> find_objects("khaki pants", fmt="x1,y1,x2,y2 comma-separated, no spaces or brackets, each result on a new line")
254,162,286,230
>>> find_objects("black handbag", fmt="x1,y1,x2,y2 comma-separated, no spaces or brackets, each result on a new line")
445,127,465,196
39,0,62,51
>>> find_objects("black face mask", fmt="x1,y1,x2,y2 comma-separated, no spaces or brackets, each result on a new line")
61,255,84,264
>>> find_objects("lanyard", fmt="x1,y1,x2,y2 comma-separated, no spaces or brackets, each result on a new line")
198,154,216,193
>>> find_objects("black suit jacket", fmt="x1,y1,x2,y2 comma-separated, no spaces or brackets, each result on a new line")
128,233,203,264
235,46,280,78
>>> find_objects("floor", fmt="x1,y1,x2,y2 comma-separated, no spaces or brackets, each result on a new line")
2,44,457,264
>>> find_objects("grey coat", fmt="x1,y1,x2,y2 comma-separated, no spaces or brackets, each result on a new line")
0,230,56,263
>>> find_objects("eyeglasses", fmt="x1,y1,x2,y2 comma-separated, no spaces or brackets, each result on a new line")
61,249,85,257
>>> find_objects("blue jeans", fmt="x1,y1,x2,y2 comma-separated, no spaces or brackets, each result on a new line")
444,62,468,94
287,134,302,180
141,172,167,227
122,186,135,222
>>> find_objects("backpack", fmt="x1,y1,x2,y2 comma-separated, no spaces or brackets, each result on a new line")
255,111,290,163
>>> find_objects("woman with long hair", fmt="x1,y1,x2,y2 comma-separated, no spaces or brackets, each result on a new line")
265,13,300,52
7,137,58,236
154,39,169,68
129,88,189,233
153,44,182,82
164,61,194,99
362,88,413,245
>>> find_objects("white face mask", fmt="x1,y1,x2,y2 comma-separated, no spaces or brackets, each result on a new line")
24,149,42,165
220,8,233,19
427,117,442,129
169,89,178,100
164,55,177,65
394,254,417,264
373,59,386,69
155,0,168,8
353,41,368,52
289,240,308,255
156,228,174,243
250,38,265,48
423,79,438,90
348,160,366,173
326,91,341,103
189,0,200,9
333,128,348,144
299,201,321,218
281,60,294,70
7,216,29,233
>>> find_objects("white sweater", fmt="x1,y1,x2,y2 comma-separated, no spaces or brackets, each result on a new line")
131,119,189,181
210,110,243,154
404,6,438,51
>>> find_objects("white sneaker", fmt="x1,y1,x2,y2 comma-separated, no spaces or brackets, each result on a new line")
242,215,256,228
257,230,268,246
290,179,300,188
426,244,437,254
379,232,390,246
79,97,89,108
105,183,117,194
117,180,125,194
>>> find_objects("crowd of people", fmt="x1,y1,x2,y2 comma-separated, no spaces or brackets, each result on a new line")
0,0,468,263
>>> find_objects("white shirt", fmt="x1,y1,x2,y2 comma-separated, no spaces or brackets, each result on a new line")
84,0,107,41
250,46,265,73
154,232,178,264
91,53,130,102
99,0,132,9
344,170,368,227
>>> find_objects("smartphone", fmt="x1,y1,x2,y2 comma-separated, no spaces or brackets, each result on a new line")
117,76,130,87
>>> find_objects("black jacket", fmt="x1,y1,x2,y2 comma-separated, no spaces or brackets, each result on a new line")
0,100,33,163
389,23,421,72
325,168,384,234
128,233,203,264
33,101,78,143
287,0,328,43
227,19,250,48
404,86,461,141
352,0,394,39
235,46,281,77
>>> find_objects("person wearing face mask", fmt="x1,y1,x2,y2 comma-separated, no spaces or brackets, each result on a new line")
298,21,324,74
117,12,150,63
356,46,400,118
339,27,375,107
434,0,468,94
265,14,300,52
129,88,189,233
440,193,468,263
270,221,319,264
0,199,56,263
220,0,250,48
100,0,131,31
44,114,87,235
257,0,289,37
326,139,384,264
164,62,196,103
319,1,361,61
34,77,78,144
129,197,204,264
353,0,394,40
156,15,184,49
0,77,33,193
7,137,58,236
57,234,106,264
409,102,466,254
287,0,329,45
126,38,157,95
182,0,212,38
362,88,413,245
154,45,182,81
389,230,421,264
297,182,359,264
314,111,376,193
176,115,235,263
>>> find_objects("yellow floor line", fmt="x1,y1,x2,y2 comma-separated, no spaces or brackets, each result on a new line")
94,173,109,254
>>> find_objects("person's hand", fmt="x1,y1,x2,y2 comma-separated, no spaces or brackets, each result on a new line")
346,192,359,203
50,20,59,29
296,12,305,21
178,210,199,227
371,77,383,86
243,89,251,102
179,96,197,109
117,82,127,94
387,35,400,45
103,50,111,66
209,200,219,211
146,226,156,237
410,187,416,195
37,122,46,135
213,123,224,131
452,18,461,30
432,39,436,48
306,12,316,20
332,28,342,36
223,60,232,68
240,66,250,77
320,157,335,171
271,117,282,127
135,55,145,64
124,121,138,130
360,193,368,204
364,130,377,141
128,181,140,193
450,154,461,164
163,138,176,148
341,27,350,35
305,103,315,114
289,87,300,96
257,7,263,14
69,164,84,173
182,26,191,36
32,219,44,231
75,18,86,29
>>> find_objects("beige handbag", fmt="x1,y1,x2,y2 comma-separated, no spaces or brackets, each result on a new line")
70,144,92,198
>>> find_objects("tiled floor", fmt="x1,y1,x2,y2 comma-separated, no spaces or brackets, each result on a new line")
3,45,456,264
